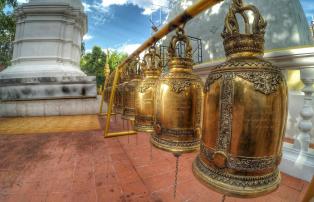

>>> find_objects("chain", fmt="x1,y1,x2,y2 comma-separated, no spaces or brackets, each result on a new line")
173,153,181,199
150,140,153,160
222,195,226,202
127,120,130,144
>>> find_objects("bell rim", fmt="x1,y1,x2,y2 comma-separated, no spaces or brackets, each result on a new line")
133,125,154,133
192,156,281,198
150,133,200,154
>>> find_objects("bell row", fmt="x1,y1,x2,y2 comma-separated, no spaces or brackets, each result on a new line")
102,0,288,198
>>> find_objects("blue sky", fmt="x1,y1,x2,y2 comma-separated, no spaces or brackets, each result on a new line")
12,0,314,54
82,0,314,54
81,0,169,54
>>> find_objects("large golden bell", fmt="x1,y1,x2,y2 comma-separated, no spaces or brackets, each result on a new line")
134,46,162,133
192,0,288,198
122,58,142,120
151,28,203,153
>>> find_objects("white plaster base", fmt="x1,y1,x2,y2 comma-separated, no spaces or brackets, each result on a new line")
279,142,314,182
0,96,103,117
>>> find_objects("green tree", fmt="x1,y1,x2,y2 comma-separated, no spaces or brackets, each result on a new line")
107,50,128,72
80,46,106,87
80,46,128,88
0,0,17,68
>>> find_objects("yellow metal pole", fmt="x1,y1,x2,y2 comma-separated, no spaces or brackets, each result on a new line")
104,0,224,137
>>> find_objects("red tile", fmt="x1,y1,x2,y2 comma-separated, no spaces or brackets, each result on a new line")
281,173,305,191
273,184,300,202
71,191,97,202
298,182,310,202
96,185,124,202
121,180,149,197
144,173,175,192
46,192,72,202
50,177,73,193
150,186,184,202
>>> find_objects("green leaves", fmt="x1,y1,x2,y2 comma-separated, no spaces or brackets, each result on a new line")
80,46,128,87
0,0,17,68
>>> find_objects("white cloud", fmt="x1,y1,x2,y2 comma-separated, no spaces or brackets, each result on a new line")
17,0,28,4
82,2,91,12
118,43,141,55
83,34,93,41
100,0,169,15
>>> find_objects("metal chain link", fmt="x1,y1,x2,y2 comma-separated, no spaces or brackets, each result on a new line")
173,153,181,199
222,195,226,202
150,140,153,160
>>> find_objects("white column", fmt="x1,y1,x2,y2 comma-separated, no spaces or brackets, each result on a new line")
294,68,314,152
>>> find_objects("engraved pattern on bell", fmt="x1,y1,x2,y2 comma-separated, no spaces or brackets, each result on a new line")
192,0,288,198
151,27,203,153
134,46,162,132
122,58,142,120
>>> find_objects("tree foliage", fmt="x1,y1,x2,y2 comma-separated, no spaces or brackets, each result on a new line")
80,46,127,88
0,0,17,68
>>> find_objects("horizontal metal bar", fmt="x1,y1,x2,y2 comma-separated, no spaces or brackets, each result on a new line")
104,131,137,138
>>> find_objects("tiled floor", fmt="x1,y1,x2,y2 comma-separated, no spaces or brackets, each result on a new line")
0,116,310,202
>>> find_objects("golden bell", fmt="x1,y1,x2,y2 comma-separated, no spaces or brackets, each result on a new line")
192,0,288,198
134,46,162,133
122,58,142,120
105,70,115,104
115,69,126,114
151,27,203,153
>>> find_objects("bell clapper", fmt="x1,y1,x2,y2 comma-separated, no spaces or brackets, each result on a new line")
221,195,226,202
134,121,138,145
173,152,182,199
127,120,130,144
150,138,153,160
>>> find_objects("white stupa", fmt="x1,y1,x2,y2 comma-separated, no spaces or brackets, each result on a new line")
0,0,96,100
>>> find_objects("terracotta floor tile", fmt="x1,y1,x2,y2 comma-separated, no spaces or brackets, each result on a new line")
273,184,300,202
121,180,149,197
95,172,119,187
0,126,310,202
71,191,97,202
150,186,184,202
96,185,124,202
281,173,305,191
144,172,175,192
298,182,310,202
46,192,72,202
50,177,73,193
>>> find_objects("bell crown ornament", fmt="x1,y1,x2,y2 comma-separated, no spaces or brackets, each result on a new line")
222,0,267,58
141,46,162,77
168,27,193,70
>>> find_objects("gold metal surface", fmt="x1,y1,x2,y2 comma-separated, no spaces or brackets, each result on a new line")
104,131,137,138
134,46,162,133
192,0,288,198
104,0,223,137
151,28,203,153
115,69,125,114
122,58,142,120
